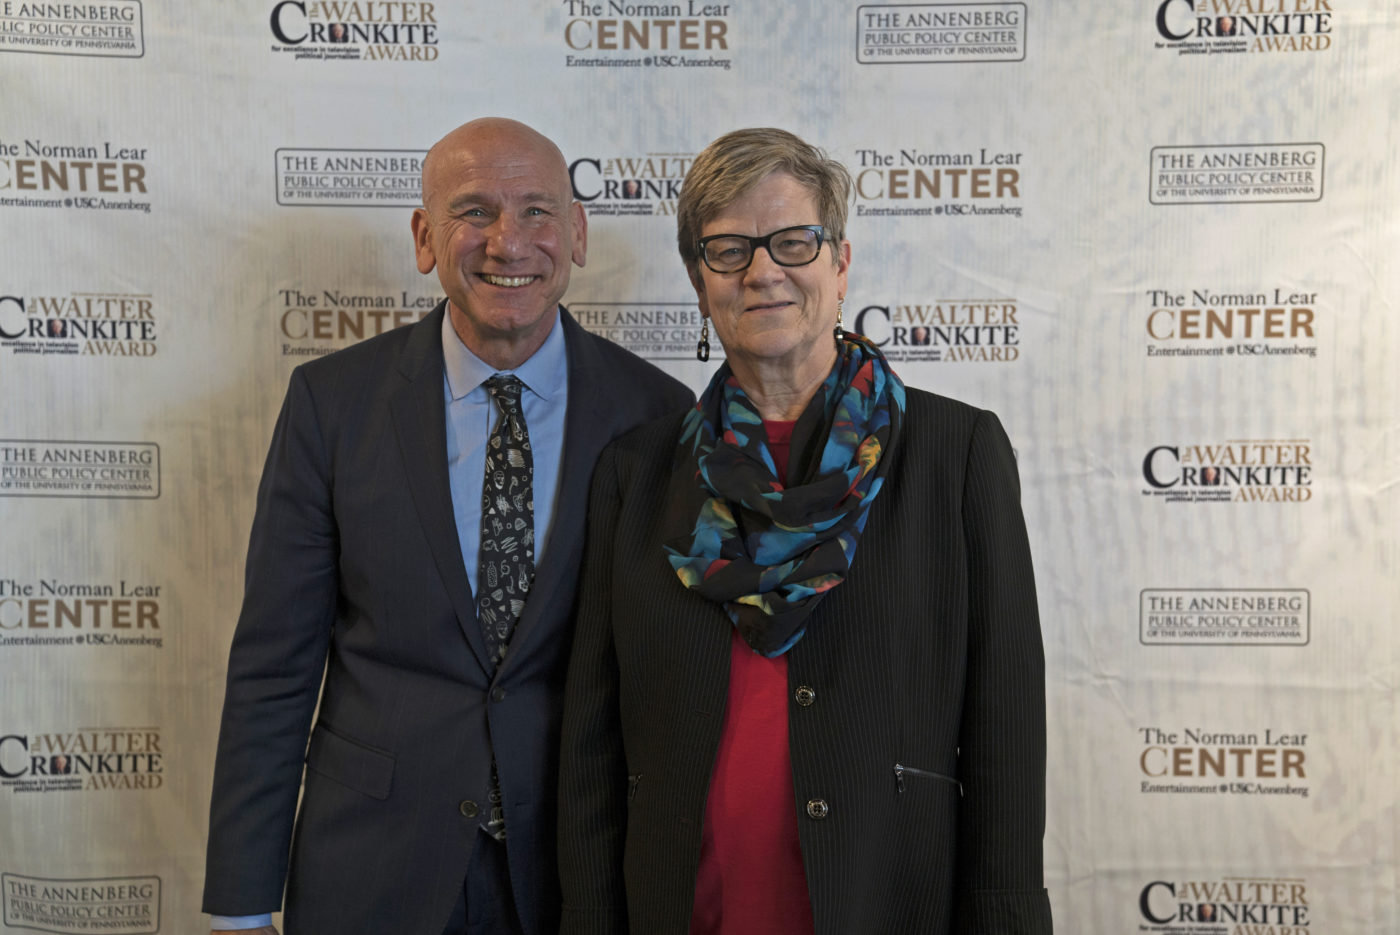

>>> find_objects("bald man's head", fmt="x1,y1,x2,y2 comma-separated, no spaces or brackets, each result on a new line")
411,118,587,370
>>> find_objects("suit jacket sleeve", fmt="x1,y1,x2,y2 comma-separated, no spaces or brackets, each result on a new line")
557,441,630,935
952,410,1053,933
203,366,340,915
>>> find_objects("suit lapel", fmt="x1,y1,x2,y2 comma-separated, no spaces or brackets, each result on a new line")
389,303,494,674
501,311,608,668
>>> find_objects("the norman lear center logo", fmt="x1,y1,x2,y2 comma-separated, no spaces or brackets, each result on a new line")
1142,439,1312,503
3,874,160,935
0,137,150,213
269,0,438,60
570,153,693,217
0,293,158,357
855,145,1022,219
0,441,159,498
277,149,424,206
0,0,144,58
0,578,164,649
1139,877,1311,931
1141,588,1309,646
0,728,166,793
856,3,1025,64
1155,0,1332,55
1151,144,1324,205
279,287,438,357
563,0,733,71
572,302,713,361
854,299,1021,363
1145,287,1318,359
1138,726,1309,798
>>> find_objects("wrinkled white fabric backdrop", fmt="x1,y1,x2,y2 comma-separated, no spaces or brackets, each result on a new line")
2,2,1396,931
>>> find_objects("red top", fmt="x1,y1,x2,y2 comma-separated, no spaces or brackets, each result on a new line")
690,420,815,935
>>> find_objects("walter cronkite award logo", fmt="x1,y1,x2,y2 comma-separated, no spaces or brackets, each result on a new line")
0,728,166,793
269,0,439,60
854,145,1023,219
1138,877,1312,931
277,285,438,357
1155,0,1333,56
0,292,158,357
570,152,693,217
562,0,734,70
0,138,151,212
1145,286,1319,359
855,3,1025,64
853,298,1022,364
1141,439,1312,503
1,0,144,58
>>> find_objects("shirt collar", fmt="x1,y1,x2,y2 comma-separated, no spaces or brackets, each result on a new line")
441,305,567,402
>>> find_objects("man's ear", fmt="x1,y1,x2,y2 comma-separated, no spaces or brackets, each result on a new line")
570,201,587,268
411,208,436,274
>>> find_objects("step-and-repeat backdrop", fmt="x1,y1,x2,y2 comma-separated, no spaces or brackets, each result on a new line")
3,2,1397,932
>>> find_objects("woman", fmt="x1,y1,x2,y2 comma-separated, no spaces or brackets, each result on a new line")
558,128,1051,935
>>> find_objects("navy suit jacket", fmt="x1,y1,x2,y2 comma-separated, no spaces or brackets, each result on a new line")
204,304,692,934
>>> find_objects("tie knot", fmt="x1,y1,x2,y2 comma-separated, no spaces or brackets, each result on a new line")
485,375,524,409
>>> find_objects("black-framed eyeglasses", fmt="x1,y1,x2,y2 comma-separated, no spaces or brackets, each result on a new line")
696,225,826,274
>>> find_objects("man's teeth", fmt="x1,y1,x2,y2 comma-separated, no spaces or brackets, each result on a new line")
483,274,534,287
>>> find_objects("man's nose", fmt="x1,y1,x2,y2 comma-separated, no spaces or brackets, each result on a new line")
486,214,528,259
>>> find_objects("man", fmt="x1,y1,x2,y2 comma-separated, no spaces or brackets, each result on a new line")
203,118,692,935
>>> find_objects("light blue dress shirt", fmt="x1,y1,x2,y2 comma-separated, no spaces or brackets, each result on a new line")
209,309,570,932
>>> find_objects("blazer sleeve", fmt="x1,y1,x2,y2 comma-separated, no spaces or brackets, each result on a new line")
557,441,631,935
203,366,340,915
952,410,1053,934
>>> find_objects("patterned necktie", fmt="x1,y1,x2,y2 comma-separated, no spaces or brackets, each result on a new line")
477,374,535,668
476,375,534,842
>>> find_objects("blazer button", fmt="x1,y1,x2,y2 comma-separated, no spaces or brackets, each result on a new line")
490,687,507,702
459,799,480,818
805,798,829,820
794,685,816,707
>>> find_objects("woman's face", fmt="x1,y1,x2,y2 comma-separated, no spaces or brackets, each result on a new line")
691,171,849,384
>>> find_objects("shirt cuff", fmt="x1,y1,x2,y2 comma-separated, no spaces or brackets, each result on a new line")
210,914,274,930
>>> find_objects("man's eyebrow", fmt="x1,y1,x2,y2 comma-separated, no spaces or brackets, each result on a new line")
443,191,565,211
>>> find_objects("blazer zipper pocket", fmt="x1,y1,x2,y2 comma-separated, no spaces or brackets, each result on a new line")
627,773,642,803
894,763,961,795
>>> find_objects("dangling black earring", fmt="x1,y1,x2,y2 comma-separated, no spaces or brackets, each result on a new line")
833,297,845,344
697,317,711,362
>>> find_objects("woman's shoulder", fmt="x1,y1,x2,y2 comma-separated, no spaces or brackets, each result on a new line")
599,408,690,479
901,385,986,433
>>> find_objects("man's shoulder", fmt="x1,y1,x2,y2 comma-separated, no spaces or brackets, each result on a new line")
561,309,693,411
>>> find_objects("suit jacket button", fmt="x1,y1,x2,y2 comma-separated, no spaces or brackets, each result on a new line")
805,798,829,820
459,799,480,818
491,687,507,702
794,685,816,707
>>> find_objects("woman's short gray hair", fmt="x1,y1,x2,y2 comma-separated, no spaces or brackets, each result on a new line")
677,128,852,276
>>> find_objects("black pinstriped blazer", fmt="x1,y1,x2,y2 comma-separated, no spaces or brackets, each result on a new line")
558,388,1052,934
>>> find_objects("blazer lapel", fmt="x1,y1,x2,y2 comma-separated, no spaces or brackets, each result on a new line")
500,311,608,668
389,303,494,674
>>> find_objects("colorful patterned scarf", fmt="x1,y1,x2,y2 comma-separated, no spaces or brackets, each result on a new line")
664,333,906,657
